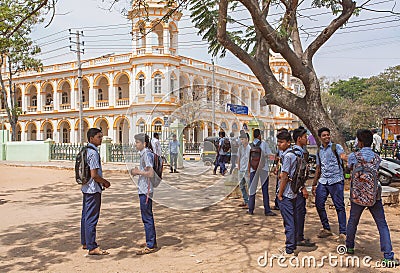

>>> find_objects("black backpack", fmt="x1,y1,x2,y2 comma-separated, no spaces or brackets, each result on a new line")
148,150,163,187
222,137,231,153
249,141,264,170
75,145,97,185
288,148,309,193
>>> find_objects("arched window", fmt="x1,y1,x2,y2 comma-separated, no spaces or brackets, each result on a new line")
98,89,103,100
32,95,37,106
62,128,69,143
221,122,227,130
154,120,162,132
154,73,162,94
118,87,123,99
82,91,86,102
279,71,284,82
62,92,68,104
232,123,238,131
138,121,145,133
138,74,145,94
46,128,52,139
46,94,53,105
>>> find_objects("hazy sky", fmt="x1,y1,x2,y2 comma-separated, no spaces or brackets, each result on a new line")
30,0,400,80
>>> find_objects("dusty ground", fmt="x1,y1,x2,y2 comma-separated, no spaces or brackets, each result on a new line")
0,163,399,273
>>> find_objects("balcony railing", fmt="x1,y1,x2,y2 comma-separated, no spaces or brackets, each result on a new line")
137,48,146,55
117,98,129,106
27,106,37,112
60,103,71,110
43,105,53,112
152,46,164,55
96,100,109,107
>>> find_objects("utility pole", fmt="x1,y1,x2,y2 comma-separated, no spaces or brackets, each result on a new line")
69,30,84,144
211,59,215,136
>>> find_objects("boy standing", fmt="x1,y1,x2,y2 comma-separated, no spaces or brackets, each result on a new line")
248,129,276,216
151,132,162,156
169,133,180,173
312,127,347,241
237,132,251,208
131,133,158,255
292,128,316,247
276,130,298,255
346,129,399,267
229,132,240,174
81,128,111,255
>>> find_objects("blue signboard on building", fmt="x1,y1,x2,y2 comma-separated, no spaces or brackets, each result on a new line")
227,103,249,115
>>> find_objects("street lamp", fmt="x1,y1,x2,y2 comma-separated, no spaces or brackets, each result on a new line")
77,52,114,144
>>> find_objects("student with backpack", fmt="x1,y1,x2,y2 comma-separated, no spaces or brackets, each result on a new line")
312,127,347,242
237,132,251,208
131,133,158,255
80,128,111,256
169,133,180,173
214,131,230,176
346,129,399,267
229,132,240,174
292,128,316,247
247,129,276,216
276,130,298,256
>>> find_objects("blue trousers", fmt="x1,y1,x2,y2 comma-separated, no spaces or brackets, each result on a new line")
229,154,237,174
248,170,272,214
170,153,178,170
81,192,101,251
218,155,227,174
346,200,394,259
279,197,297,254
315,181,347,234
296,191,306,242
239,174,249,204
139,194,157,248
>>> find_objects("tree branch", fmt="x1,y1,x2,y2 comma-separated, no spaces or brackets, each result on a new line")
304,0,356,62
237,0,308,80
6,0,50,39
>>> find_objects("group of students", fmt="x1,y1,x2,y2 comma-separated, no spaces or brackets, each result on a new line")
80,126,399,266
234,126,398,266
80,129,165,256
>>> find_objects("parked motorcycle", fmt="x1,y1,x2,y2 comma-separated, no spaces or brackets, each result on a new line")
378,158,400,186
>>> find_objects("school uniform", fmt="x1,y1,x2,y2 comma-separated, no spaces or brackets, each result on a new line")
81,143,103,251
169,140,180,172
248,139,274,215
237,143,251,205
346,147,395,260
277,147,299,254
315,142,346,235
138,148,157,249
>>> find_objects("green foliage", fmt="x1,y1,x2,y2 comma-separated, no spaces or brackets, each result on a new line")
323,66,400,139
329,76,368,100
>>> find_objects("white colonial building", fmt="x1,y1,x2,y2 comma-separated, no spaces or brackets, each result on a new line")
0,1,298,146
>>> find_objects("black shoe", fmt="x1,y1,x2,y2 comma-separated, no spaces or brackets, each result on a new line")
246,210,254,215
272,206,280,211
174,169,179,173
297,239,316,247
265,211,277,216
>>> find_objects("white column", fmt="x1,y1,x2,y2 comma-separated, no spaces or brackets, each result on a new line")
21,122,27,141
70,77,77,110
89,75,95,109
163,25,169,52
35,83,42,112
146,64,152,102
53,80,59,111
21,85,27,112
109,73,116,107
129,68,136,105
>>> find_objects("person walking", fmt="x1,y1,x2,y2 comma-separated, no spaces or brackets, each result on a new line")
248,129,276,216
237,132,251,208
312,127,347,242
229,132,240,174
169,133,180,173
151,132,162,157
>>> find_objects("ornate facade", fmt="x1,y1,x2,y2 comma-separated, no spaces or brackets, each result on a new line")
0,1,298,144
